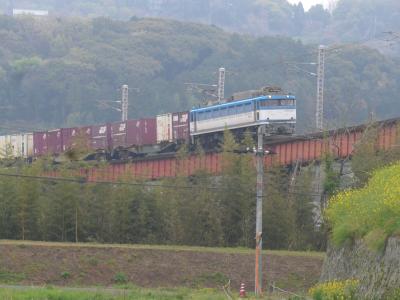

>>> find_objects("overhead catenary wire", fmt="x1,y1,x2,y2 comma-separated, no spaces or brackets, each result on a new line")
0,172,328,197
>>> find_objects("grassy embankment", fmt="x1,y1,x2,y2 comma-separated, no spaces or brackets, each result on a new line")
0,286,226,300
0,285,304,300
0,240,323,296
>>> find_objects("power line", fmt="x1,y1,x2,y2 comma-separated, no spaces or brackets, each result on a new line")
0,172,327,197
0,172,220,190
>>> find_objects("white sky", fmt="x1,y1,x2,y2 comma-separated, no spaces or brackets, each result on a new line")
287,0,332,11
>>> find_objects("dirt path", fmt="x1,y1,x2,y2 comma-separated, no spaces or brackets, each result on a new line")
0,241,323,292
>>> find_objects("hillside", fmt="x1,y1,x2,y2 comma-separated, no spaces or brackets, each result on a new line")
2,0,399,56
0,16,399,132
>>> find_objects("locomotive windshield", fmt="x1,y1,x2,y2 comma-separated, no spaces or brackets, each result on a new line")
259,99,295,107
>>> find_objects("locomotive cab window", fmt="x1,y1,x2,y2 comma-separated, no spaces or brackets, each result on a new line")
259,99,280,107
280,99,295,106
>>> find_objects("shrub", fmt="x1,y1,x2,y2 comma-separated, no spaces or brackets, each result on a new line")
113,272,128,284
88,257,99,266
383,288,400,300
60,271,71,279
309,279,359,300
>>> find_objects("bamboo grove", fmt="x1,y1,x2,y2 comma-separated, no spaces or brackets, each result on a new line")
2,125,398,251
0,130,324,250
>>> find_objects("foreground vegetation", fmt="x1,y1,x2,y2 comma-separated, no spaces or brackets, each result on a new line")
0,286,228,300
309,279,359,300
0,285,308,300
0,240,325,257
0,240,323,292
326,161,400,250
0,130,324,251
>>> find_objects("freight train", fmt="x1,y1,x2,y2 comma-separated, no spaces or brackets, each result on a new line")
0,87,296,160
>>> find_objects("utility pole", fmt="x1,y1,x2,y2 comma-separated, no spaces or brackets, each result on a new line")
121,84,129,121
217,67,225,103
316,45,326,131
255,124,266,296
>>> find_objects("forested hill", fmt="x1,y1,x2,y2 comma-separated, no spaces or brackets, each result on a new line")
0,15,399,132
2,0,400,56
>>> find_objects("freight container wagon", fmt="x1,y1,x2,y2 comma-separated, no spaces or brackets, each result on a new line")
33,131,48,156
47,129,62,155
18,133,33,157
9,135,20,157
62,126,92,151
172,111,190,143
0,136,6,158
61,128,77,151
140,118,157,145
126,118,157,146
91,124,110,150
0,134,32,158
24,133,34,157
110,121,127,148
156,113,173,143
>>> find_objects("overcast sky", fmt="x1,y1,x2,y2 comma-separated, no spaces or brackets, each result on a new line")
287,0,333,11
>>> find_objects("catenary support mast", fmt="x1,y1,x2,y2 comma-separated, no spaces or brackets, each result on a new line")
217,67,225,103
316,45,326,130
121,84,129,121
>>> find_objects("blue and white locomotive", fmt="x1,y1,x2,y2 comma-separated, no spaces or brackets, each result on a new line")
190,89,296,145
0,87,296,159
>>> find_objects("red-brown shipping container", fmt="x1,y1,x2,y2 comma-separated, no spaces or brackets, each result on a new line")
111,121,127,148
74,126,92,150
126,118,157,146
61,128,77,152
33,131,48,156
47,129,62,155
91,123,110,150
126,119,141,146
172,111,190,143
140,118,157,145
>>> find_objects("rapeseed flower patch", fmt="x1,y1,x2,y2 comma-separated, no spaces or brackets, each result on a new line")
326,162,400,250
309,279,359,300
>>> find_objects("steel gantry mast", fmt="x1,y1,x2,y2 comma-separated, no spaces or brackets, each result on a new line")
121,84,129,122
316,45,326,131
217,67,225,103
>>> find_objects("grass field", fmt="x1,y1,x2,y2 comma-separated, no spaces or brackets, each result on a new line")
0,286,228,300
0,285,304,300
0,240,323,295
0,240,324,258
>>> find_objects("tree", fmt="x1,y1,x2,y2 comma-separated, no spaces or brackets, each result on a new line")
219,129,255,247
0,171,18,239
262,165,292,249
289,166,319,250
15,163,42,240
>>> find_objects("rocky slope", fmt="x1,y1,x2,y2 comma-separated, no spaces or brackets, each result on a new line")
320,237,400,299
